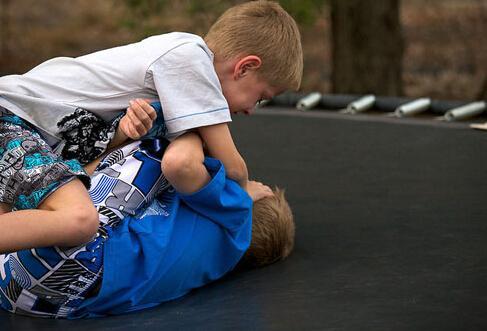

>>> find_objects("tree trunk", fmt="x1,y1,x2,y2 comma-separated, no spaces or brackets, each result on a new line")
478,77,487,100
331,0,403,95
0,0,11,74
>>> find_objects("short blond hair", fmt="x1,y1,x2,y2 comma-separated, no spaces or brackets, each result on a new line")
240,188,295,268
205,1,303,91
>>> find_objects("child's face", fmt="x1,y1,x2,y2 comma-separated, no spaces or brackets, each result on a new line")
220,59,282,115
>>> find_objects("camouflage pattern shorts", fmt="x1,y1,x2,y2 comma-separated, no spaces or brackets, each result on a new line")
0,109,89,210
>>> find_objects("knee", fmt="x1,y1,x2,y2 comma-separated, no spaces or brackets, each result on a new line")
67,204,99,245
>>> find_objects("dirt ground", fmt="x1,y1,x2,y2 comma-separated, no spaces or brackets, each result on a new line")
0,0,486,101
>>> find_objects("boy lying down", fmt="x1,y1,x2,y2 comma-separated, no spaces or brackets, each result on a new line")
0,131,295,318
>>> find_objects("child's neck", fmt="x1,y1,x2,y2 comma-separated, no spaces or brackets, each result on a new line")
213,56,238,86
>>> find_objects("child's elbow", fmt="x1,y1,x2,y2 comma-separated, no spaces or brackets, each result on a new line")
66,205,99,245
225,161,248,183
162,150,198,185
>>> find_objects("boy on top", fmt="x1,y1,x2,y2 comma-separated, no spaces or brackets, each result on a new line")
0,132,295,318
0,1,303,254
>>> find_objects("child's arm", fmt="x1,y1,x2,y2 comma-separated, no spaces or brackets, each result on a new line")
197,123,249,190
162,133,212,194
120,100,248,190
162,133,270,200
0,180,99,254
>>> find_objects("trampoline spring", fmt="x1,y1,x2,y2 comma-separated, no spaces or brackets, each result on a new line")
344,94,376,114
443,101,486,121
394,98,431,117
296,92,322,111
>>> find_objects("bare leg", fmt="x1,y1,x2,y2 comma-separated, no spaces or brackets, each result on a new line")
0,179,98,254
162,133,211,194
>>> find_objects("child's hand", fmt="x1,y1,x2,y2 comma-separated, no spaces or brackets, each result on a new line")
246,180,274,202
119,99,157,140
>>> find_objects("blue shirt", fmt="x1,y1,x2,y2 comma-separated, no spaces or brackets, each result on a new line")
71,157,252,318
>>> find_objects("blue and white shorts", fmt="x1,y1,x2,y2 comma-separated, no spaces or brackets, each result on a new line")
0,233,107,318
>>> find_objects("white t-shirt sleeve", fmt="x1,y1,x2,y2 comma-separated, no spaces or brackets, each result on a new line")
148,42,231,139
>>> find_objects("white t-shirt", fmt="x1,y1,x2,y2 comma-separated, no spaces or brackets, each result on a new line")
0,32,231,144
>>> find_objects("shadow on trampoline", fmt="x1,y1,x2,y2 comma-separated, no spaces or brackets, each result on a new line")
1,109,486,330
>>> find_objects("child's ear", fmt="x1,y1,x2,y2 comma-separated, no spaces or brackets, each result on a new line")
234,55,262,79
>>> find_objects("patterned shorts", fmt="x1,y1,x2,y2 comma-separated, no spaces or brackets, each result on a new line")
0,138,170,318
0,233,106,318
0,109,89,210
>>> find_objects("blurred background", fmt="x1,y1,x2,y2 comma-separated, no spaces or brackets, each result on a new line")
0,0,486,101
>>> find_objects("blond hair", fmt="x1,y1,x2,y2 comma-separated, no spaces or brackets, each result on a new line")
204,1,303,91
240,188,295,268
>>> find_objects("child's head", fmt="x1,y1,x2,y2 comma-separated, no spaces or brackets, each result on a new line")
239,188,295,268
205,1,303,115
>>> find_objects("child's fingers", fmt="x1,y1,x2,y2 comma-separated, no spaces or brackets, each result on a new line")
129,100,154,130
120,117,137,139
257,182,273,196
129,122,140,139
132,99,157,123
124,113,143,139
261,184,274,197
127,108,152,136
136,99,157,121
127,121,142,139
126,109,144,133
129,101,152,129
247,180,274,201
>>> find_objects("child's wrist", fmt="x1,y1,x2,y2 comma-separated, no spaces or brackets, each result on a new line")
240,179,249,191
109,126,129,149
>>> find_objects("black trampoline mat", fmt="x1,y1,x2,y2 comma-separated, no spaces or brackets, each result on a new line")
1,109,486,331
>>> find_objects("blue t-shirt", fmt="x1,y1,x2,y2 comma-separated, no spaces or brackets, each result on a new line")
71,157,252,318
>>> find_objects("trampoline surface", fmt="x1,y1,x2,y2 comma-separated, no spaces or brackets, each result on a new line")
1,109,486,330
